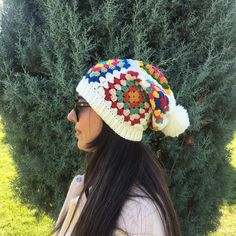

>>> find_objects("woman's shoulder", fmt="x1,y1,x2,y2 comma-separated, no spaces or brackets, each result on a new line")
70,173,85,187
120,187,156,217
116,185,166,236
65,174,85,200
73,174,84,185
55,174,85,230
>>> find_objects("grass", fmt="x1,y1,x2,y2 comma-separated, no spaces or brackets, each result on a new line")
0,114,235,235
208,132,236,236
0,116,55,236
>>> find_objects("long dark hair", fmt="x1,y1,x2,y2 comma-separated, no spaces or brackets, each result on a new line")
52,120,182,236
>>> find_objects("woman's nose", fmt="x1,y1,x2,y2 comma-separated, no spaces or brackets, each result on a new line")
67,109,77,123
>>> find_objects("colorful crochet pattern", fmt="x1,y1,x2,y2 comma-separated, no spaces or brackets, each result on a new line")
76,59,190,141
85,59,131,83
104,70,150,129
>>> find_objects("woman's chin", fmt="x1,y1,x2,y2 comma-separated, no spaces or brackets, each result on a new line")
77,140,89,152
77,140,83,150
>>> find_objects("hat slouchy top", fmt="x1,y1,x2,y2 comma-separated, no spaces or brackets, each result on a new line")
76,59,190,141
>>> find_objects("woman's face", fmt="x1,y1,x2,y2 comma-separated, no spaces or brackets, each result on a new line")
67,97,103,152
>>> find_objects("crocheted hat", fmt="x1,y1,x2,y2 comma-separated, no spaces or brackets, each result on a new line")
76,59,190,141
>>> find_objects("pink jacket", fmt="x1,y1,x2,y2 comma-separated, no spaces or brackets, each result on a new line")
55,174,166,236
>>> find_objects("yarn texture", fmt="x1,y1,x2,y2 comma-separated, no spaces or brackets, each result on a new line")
76,59,190,141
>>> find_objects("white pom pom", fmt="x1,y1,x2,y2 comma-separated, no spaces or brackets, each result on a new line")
162,105,190,137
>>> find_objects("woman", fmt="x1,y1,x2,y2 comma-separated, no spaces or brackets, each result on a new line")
52,59,190,236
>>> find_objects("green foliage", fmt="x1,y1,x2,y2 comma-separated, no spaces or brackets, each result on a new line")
0,0,235,235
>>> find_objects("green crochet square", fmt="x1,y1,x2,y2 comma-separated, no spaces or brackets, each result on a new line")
117,96,124,102
116,90,123,97
101,68,107,73
121,85,129,92
124,103,130,109
139,103,145,109
126,80,135,86
146,87,153,93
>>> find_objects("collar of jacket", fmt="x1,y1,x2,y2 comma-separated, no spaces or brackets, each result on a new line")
55,174,127,236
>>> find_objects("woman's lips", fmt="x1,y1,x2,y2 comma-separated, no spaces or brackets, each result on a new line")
75,131,81,138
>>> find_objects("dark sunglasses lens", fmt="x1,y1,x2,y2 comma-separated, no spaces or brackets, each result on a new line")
74,102,80,120
76,107,79,119
74,99,90,121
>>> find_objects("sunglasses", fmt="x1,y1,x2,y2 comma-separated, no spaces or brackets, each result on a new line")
74,96,90,121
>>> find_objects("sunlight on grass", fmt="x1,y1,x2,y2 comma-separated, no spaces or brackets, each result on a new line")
228,134,236,168
208,132,236,236
0,116,55,236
